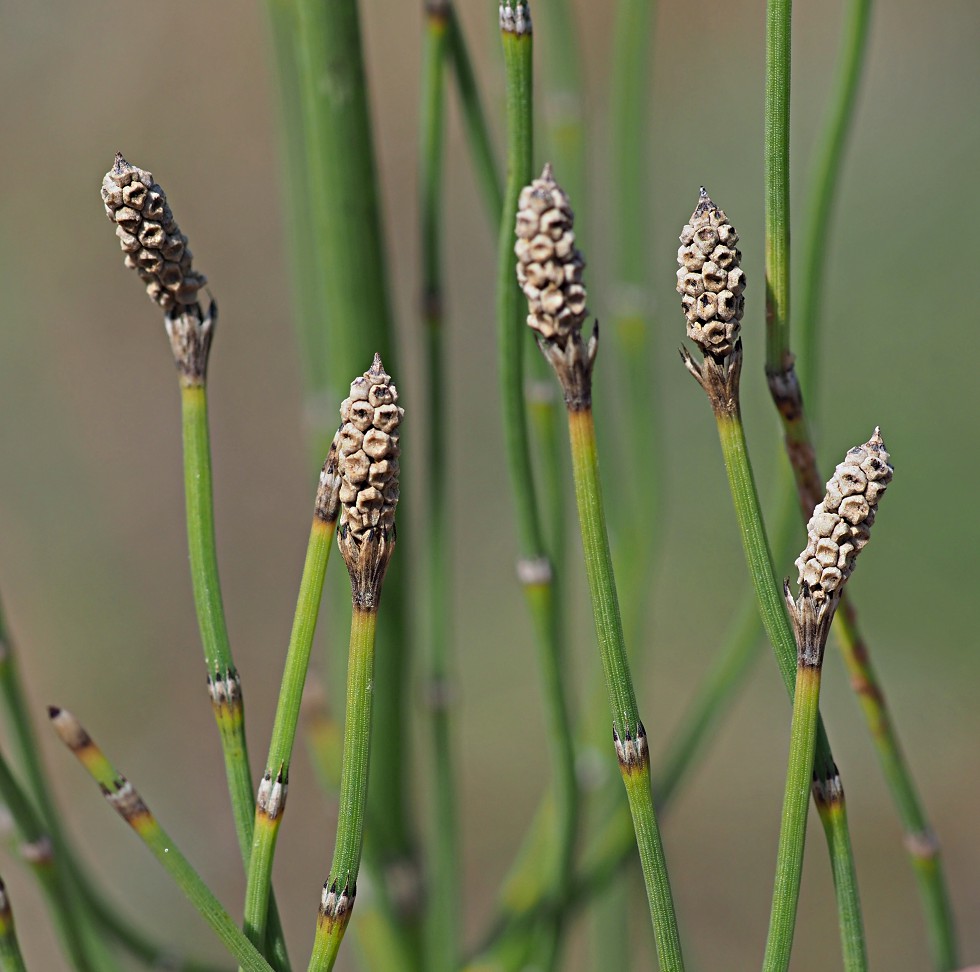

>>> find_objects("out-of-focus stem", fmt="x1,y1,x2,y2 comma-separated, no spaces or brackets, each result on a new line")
420,5,460,971
0,877,28,972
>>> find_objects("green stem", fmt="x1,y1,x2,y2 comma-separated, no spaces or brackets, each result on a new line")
420,7,459,971
287,6,418,943
796,0,872,398
180,384,290,972
307,606,379,972
446,7,504,222
764,0,792,373
766,0,955,962
49,710,275,972
0,603,223,972
713,408,867,971
497,9,580,965
762,663,823,971
0,751,91,972
566,407,684,971
243,517,335,959
608,0,660,653
0,878,28,972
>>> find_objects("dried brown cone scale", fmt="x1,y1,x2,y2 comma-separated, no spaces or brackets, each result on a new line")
101,153,206,313
676,187,745,360
336,354,402,608
787,428,893,664
515,163,597,409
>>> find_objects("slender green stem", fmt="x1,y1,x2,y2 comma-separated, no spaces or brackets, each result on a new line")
470,584,765,966
0,751,91,972
763,663,823,971
796,0,872,397
307,606,379,972
49,710,275,972
535,0,586,234
272,7,419,952
764,0,792,373
243,517,335,959
566,407,684,971
608,0,660,654
765,0,955,962
180,384,290,972
419,7,460,971
446,7,503,222
0,878,28,972
712,408,867,970
835,612,957,971
496,10,580,967
1,607,224,972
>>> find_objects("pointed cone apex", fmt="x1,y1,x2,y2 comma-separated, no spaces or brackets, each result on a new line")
541,161,555,182
370,352,384,376
694,186,714,217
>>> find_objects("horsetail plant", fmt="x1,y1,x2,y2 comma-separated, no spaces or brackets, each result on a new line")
48,708,277,972
763,5,956,965
242,439,341,960
101,153,290,972
678,188,868,969
763,431,893,971
496,6,581,969
517,163,685,972
308,355,402,972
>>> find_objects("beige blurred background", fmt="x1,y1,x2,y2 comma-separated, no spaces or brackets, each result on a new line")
1,0,979,969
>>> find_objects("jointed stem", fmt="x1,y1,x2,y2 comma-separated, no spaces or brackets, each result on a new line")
308,606,380,972
713,408,867,970
497,10,580,965
180,383,290,972
762,664,823,972
566,407,684,971
49,710,275,972
244,517,335,959
765,0,955,963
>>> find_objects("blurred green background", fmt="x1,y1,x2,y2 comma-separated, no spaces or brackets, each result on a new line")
1,0,978,969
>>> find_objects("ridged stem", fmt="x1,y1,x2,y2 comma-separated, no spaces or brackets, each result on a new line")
767,1,956,963
49,711,275,972
180,383,290,972
307,606,379,972
762,663,823,971
243,517,335,960
764,0,792,372
0,878,28,972
713,408,867,971
566,407,684,971
271,6,419,953
497,11,580,965
420,6,459,971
